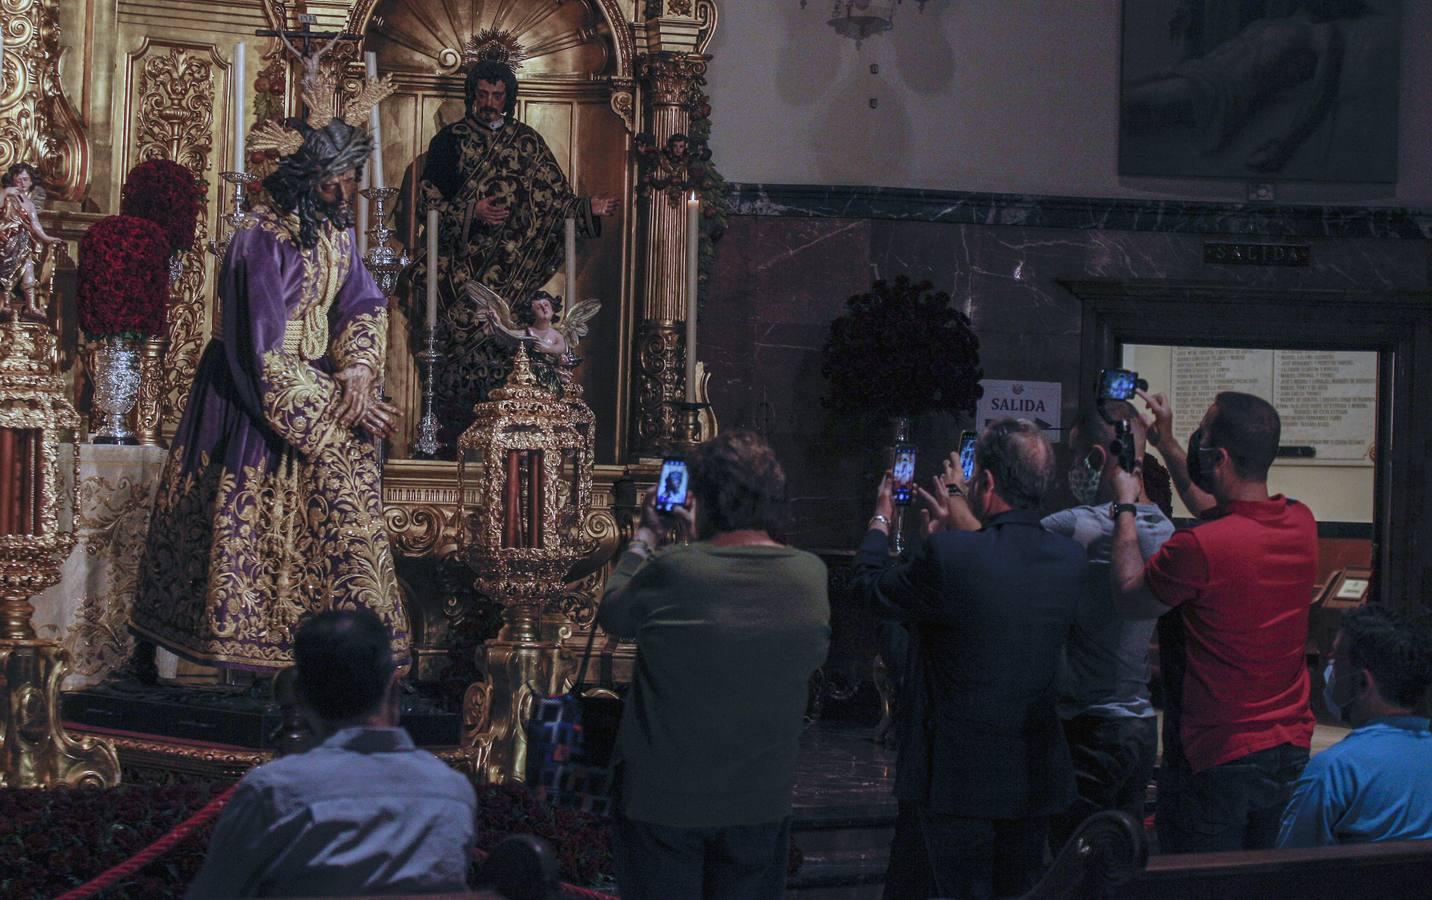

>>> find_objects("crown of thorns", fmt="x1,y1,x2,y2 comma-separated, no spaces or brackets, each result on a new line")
248,66,396,164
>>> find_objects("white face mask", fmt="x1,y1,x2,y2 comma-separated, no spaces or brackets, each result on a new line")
1323,661,1353,724
1068,456,1103,507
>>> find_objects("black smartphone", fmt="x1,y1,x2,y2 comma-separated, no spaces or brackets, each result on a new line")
958,431,977,481
1098,368,1139,402
892,445,917,506
655,457,688,513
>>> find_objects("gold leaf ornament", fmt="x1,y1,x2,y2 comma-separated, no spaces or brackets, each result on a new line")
343,75,398,129
248,120,304,159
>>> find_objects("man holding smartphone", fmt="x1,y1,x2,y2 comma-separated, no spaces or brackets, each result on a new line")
598,432,830,899
1109,391,1317,853
1042,404,1174,850
855,419,1083,898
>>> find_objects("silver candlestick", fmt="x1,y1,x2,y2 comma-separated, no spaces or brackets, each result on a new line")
415,330,441,457
360,187,409,296
207,171,259,259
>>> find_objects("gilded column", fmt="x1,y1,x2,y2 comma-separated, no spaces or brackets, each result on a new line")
634,52,707,455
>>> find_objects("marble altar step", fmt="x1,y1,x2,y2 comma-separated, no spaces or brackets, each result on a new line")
787,803,894,898
786,720,899,898
62,678,461,750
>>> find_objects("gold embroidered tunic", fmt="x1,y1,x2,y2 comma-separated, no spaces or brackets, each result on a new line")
131,208,408,671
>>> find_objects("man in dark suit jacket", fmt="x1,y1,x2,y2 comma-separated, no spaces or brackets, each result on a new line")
855,418,1084,899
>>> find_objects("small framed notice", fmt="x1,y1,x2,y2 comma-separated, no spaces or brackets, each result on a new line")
1318,567,1373,609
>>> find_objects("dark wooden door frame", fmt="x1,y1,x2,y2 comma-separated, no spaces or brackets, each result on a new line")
1061,279,1432,612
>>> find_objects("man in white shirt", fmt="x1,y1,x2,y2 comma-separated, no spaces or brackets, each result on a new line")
187,609,476,898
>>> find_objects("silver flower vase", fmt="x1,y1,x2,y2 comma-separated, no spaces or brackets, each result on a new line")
91,337,142,444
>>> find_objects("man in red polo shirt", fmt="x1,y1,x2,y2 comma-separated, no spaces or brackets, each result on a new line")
1109,390,1317,853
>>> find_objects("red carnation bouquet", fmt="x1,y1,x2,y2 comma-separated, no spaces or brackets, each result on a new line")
76,215,171,338
119,159,205,254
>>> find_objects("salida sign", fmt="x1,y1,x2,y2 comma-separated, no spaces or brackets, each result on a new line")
976,380,1062,439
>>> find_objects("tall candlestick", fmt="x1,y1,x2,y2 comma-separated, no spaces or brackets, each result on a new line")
356,166,370,257
364,52,384,191
232,42,247,172
564,216,577,303
426,209,439,331
684,192,700,403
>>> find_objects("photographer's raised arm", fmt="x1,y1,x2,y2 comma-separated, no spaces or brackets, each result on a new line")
1139,390,1217,517
1109,459,1175,621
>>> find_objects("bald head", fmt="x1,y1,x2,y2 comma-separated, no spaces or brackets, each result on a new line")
976,418,1056,510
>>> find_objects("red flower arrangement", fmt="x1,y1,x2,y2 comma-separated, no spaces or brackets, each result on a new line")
119,159,205,255
76,215,171,338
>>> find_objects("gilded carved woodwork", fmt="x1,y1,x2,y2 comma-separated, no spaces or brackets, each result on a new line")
0,0,89,202
134,337,167,447
633,320,682,453
128,42,219,434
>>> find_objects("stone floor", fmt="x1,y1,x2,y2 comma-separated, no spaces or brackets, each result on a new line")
784,715,1356,898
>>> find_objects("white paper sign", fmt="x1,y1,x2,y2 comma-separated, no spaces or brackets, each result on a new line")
977,380,1062,439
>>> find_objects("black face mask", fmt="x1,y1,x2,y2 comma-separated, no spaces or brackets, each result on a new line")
1186,427,1218,492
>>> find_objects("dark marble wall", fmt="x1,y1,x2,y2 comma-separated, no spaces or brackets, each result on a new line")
704,187,1431,550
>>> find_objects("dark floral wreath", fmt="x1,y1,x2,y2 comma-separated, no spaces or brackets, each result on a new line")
76,215,171,339
822,276,984,421
119,159,205,255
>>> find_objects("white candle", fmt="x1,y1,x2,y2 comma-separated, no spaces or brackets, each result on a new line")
564,216,577,304
232,42,247,172
364,52,384,191
426,209,439,331
684,192,700,403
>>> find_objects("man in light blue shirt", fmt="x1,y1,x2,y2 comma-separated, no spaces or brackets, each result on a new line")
187,610,477,898
1278,604,1432,848
1043,405,1174,849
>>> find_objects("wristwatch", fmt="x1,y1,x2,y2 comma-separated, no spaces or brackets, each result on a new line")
1110,502,1138,519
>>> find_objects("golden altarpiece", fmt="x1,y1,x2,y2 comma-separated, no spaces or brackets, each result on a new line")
1,0,722,782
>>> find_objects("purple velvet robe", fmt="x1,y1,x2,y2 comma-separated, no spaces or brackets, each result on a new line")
131,208,409,671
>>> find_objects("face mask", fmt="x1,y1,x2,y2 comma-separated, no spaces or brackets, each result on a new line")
1187,427,1218,492
1068,455,1103,507
1323,661,1354,724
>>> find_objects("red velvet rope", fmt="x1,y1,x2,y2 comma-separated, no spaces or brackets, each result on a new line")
53,784,239,900
53,785,616,900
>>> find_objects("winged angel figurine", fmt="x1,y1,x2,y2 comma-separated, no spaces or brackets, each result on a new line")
465,280,600,370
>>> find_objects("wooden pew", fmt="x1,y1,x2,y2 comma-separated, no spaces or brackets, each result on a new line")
1024,811,1432,900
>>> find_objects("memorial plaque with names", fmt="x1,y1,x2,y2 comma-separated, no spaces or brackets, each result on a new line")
1272,351,1376,463
1168,348,1374,466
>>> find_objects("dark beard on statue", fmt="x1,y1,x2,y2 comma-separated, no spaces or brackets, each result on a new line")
281,187,354,251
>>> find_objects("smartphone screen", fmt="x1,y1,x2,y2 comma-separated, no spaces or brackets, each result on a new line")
958,431,977,481
892,445,917,506
655,457,688,512
1099,368,1138,402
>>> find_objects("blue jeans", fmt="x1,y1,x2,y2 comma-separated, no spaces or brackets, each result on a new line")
1159,742,1309,853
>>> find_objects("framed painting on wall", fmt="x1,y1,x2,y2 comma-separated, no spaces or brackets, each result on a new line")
1119,0,1401,182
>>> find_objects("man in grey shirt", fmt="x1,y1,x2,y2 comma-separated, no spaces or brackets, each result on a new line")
1043,405,1174,849
187,610,476,898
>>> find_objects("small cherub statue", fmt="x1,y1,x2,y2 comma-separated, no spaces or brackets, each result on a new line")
0,163,64,318
635,131,695,197
465,282,601,361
